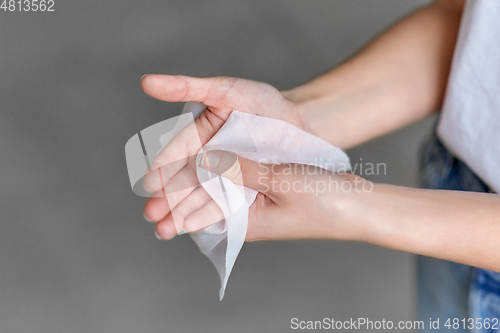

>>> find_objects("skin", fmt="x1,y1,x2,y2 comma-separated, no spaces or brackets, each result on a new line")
142,0,500,272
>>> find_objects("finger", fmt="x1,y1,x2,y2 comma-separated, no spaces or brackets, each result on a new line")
199,150,271,192
155,214,178,240
141,75,239,111
157,162,199,196
169,186,213,233
144,184,197,223
183,199,224,233
143,163,200,221
144,110,230,193
143,127,200,192
144,195,171,223
144,188,192,223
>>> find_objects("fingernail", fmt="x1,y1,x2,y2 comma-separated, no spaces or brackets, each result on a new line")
201,151,220,170
140,74,150,82
154,230,163,240
143,212,153,223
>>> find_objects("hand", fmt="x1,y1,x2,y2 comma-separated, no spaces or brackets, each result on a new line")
173,150,369,242
141,75,305,239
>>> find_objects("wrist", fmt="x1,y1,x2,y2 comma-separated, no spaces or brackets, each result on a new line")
282,81,360,150
350,183,421,251
333,182,403,245
282,87,341,146
322,176,376,242
281,86,317,134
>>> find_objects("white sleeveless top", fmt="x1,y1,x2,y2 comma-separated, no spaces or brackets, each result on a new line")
437,0,500,193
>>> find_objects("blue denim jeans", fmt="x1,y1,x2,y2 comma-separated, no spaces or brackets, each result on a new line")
418,132,500,332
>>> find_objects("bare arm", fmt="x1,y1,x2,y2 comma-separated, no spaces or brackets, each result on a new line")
348,184,500,272
188,153,500,273
278,0,499,270
142,0,500,273
284,0,465,149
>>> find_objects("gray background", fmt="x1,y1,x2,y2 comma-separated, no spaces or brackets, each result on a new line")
0,0,436,332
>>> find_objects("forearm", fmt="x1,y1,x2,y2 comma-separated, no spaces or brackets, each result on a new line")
349,185,500,272
284,0,464,149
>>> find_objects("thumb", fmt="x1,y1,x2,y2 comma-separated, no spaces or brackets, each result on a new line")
199,150,270,192
141,74,239,112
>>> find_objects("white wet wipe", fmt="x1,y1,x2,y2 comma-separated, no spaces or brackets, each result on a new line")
177,102,350,299
126,102,350,299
